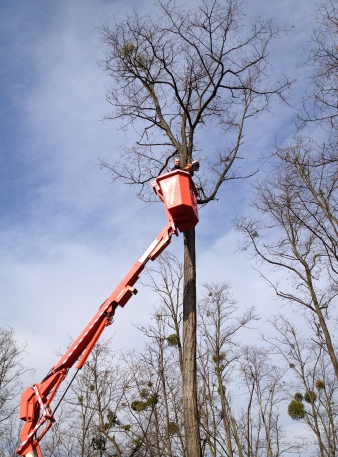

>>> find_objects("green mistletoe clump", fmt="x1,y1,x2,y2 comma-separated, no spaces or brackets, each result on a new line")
288,400,306,421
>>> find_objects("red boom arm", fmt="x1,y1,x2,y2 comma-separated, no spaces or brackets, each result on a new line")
17,170,198,457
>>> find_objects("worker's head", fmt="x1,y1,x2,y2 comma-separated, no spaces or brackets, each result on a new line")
174,157,181,166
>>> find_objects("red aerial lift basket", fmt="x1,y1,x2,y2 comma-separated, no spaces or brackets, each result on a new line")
152,170,199,232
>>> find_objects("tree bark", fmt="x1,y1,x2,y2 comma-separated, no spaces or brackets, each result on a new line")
183,228,201,457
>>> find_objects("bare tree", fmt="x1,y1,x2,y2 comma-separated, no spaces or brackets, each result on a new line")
0,327,31,424
65,341,137,457
100,1,290,453
0,414,22,457
236,140,338,380
197,283,296,457
238,345,296,457
268,316,338,457
40,403,79,457
142,252,184,374
61,334,184,457
133,319,185,457
197,282,257,457
299,0,338,132
236,0,338,386
0,326,32,457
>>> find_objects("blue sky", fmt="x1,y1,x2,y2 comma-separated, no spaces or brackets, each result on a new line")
0,0,319,382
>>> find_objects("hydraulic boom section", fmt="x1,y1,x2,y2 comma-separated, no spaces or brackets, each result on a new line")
17,170,199,457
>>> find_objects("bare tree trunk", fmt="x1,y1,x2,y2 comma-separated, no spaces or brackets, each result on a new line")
183,229,201,457
99,5,291,455
305,265,338,380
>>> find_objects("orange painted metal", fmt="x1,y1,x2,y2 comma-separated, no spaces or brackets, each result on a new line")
17,171,199,456
16,224,179,457
152,170,199,232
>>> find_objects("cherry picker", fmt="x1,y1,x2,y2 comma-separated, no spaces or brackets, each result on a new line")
17,169,199,457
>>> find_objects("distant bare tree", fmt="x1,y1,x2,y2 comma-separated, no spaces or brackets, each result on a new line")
236,140,338,380
0,326,32,457
142,252,184,374
132,317,185,457
268,316,338,457
238,345,294,457
197,282,256,457
236,0,338,386
299,0,338,132
67,342,135,457
0,327,31,425
197,283,296,457
0,415,22,457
